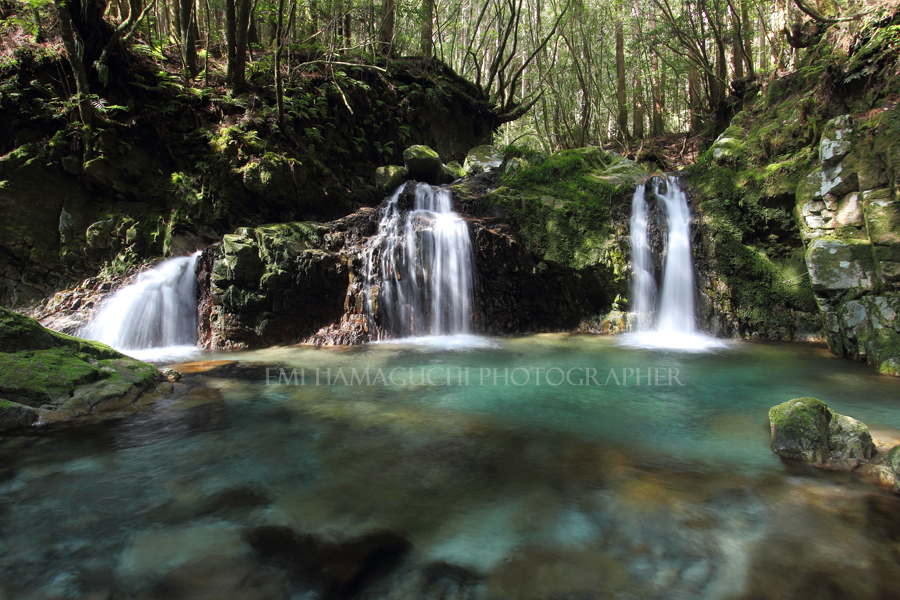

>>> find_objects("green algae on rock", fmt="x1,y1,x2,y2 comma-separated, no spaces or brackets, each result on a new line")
0,307,163,430
768,397,876,468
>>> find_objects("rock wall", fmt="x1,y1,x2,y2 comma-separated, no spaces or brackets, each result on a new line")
794,115,900,374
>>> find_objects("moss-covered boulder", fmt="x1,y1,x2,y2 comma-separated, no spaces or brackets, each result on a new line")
769,397,876,467
403,145,446,185
0,307,162,430
375,165,409,193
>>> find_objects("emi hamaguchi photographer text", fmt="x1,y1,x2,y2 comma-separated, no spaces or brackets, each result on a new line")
265,366,685,387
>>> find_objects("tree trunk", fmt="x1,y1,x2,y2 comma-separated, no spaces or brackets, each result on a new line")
615,20,628,142
233,0,252,89
633,73,644,140
275,0,286,126
225,0,236,82
54,0,94,160
180,0,199,78
420,0,434,57
689,64,703,133
742,1,754,75
378,0,394,57
732,5,744,80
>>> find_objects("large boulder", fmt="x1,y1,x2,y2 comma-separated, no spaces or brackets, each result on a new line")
402,145,446,185
0,307,163,430
768,397,876,467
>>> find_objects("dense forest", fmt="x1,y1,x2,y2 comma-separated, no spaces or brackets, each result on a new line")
3,0,893,156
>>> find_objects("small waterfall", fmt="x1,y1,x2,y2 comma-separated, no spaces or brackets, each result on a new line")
82,253,201,353
629,184,658,330
655,179,696,335
365,182,474,339
626,177,721,350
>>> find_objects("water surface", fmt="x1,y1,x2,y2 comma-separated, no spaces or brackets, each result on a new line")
2,335,900,600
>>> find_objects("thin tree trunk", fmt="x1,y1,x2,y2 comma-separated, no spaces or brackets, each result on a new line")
225,0,236,83
615,20,628,142
378,0,394,57
732,4,744,79
689,64,703,132
420,0,434,57
233,0,251,89
180,0,199,78
633,73,644,140
274,0,285,126
54,0,93,160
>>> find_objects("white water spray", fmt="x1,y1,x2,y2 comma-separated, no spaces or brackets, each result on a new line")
81,253,200,357
626,178,723,351
365,182,475,339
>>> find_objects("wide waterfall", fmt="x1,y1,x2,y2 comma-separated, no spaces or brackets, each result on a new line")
81,252,201,359
365,182,475,341
626,177,722,351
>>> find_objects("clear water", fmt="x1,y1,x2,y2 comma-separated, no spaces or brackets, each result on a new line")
3,335,900,600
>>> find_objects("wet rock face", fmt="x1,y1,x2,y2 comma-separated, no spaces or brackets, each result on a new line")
197,214,377,349
769,397,876,468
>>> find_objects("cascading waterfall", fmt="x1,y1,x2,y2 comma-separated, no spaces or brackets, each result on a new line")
627,177,720,350
364,182,474,339
629,183,658,331
655,178,696,335
81,252,201,355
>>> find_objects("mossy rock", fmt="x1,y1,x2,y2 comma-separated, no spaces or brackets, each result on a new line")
806,238,876,291
374,165,409,192
402,145,444,184
769,397,876,466
888,445,900,477
0,307,161,429
0,399,39,430
769,397,834,462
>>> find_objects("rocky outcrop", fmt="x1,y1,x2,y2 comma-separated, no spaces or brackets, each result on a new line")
0,307,165,430
197,214,376,349
794,115,900,375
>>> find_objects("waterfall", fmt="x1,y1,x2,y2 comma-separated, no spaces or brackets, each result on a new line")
626,177,721,350
81,253,200,356
629,183,658,331
655,178,696,335
365,182,475,339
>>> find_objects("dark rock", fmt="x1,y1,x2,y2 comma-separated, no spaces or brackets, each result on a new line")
245,526,411,599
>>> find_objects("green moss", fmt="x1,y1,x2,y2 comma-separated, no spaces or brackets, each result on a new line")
482,147,643,271
0,308,159,412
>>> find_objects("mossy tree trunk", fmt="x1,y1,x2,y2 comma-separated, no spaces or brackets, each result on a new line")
615,20,628,143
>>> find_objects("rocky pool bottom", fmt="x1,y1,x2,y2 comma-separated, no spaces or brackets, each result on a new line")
2,334,900,600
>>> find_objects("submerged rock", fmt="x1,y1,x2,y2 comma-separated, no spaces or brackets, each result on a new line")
768,397,876,468
245,526,410,599
0,307,162,430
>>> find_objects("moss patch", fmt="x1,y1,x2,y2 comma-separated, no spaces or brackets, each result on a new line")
0,307,160,424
